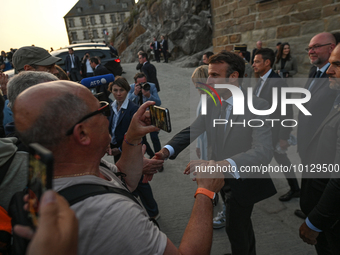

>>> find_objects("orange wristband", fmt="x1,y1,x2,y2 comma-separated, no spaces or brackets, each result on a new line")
194,188,215,200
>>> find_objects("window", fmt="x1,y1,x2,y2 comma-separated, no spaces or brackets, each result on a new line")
81,18,86,27
69,19,75,28
110,14,116,23
77,7,83,13
71,32,78,41
120,13,125,23
92,30,98,39
100,5,105,11
100,16,106,24
89,50,106,59
122,3,127,8
83,31,89,40
90,16,96,25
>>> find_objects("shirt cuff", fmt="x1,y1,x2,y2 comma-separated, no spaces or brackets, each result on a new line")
306,217,322,232
226,158,240,179
163,145,174,159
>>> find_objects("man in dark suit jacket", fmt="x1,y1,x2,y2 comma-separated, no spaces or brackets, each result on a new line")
138,52,160,92
90,57,111,101
300,179,340,249
297,32,337,224
253,48,299,201
156,51,276,255
251,41,262,64
297,33,337,165
298,41,340,254
160,35,168,63
65,48,82,82
150,37,161,62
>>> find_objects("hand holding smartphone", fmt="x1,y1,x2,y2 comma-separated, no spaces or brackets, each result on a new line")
27,143,54,228
149,105,171,133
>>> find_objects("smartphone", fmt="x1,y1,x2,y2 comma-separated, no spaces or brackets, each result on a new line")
149,105,172,132
27,143,54,228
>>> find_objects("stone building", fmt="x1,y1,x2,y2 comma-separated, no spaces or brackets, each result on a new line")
211,0,340,75
64,0,134,45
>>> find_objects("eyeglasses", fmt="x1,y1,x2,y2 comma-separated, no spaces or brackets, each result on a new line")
65,101,110,136
305,43,332,52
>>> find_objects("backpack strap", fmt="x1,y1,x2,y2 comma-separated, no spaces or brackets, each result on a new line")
58,184,141,207
0,154,15,185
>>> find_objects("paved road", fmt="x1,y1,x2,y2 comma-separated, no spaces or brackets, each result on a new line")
105,62,315,255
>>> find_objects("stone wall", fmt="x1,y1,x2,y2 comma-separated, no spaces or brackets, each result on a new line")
211,0,340,75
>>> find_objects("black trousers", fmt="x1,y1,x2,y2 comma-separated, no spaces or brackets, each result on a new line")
154,50,160,62
162,49,168,62
69,68,82,82
274,151,300,191
132,176,159,217
222,190,256,255
142,131,161,158
315,222,340,255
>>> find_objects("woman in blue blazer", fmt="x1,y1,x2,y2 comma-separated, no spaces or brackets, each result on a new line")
108,76,139,162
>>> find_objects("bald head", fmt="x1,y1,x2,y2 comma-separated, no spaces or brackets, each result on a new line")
256,41,262,49
308,32,336,68
312,32,336,45
13,81,93,149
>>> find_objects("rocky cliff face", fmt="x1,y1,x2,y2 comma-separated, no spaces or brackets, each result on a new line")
115,0,212,65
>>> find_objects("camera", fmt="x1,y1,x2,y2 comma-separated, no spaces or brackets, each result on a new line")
136,82,151,106
141,82,150,91
137,82,150,94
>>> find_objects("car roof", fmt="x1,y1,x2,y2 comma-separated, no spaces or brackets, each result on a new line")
61,43,107,49
51,47,111,55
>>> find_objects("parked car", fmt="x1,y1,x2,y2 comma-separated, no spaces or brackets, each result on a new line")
60,43,107,49
51,47,123,76
4,46,122,78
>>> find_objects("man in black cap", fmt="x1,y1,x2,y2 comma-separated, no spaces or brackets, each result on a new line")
12,46,61,75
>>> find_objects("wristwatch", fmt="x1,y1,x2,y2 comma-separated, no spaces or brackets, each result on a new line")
194,188,218,206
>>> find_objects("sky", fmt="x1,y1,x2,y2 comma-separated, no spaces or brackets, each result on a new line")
0,0,80,52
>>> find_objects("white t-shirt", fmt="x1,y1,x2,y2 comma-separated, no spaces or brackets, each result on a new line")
53,161,167,255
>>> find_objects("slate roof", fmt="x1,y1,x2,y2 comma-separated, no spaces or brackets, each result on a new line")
64,0,134,18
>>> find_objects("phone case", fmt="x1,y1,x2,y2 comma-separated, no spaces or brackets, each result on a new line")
150,105,172,133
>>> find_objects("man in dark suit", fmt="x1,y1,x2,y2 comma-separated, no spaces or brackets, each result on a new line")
150,37,161,63
252,48,299,201
65,48,82,82
90,57,111,101
294,33,338,222
251,41,262,64
298,42,340,254
296,32,337,221
297,33,337,166
300,179,340,250
155,51,276,255
138,52,160,92
160,35,168,63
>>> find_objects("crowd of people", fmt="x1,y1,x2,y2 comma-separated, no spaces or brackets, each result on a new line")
0,48,16,72
149,35,169,63
0,30,340,255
